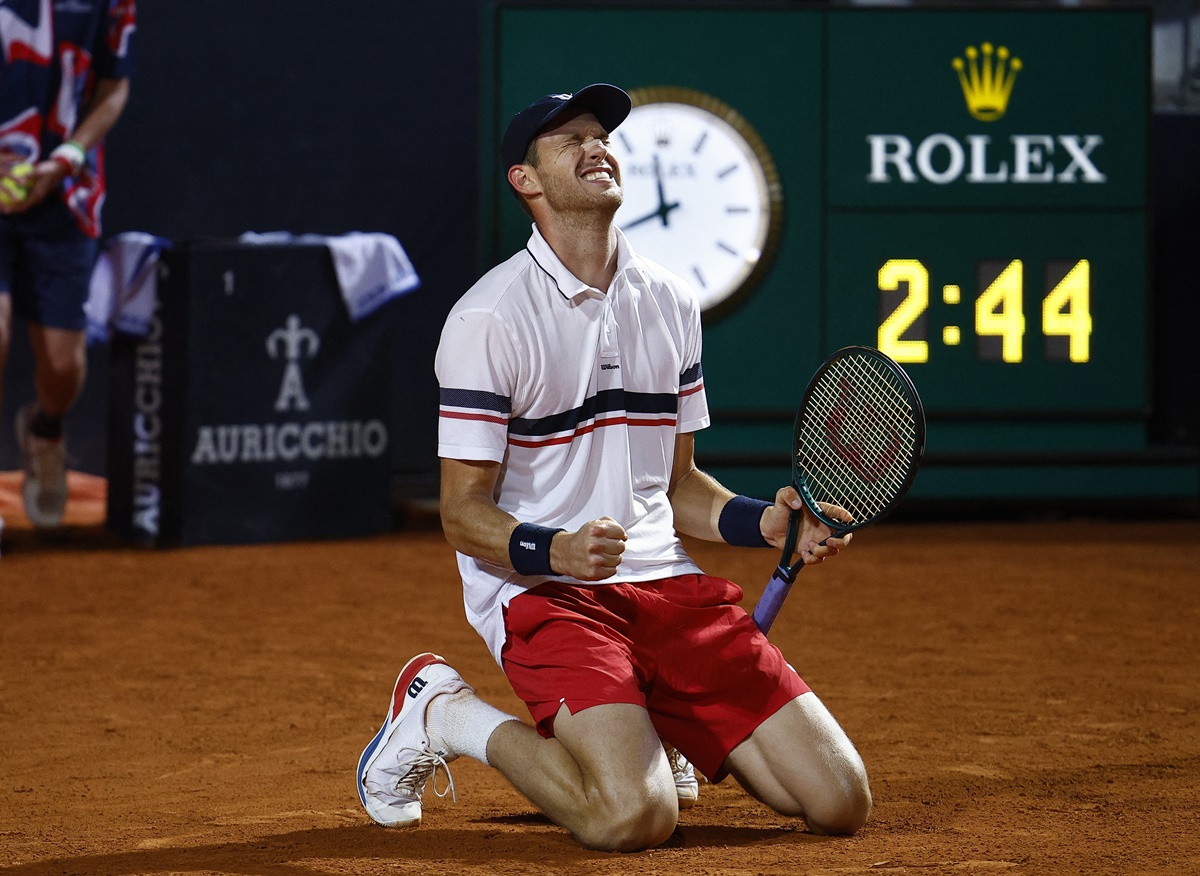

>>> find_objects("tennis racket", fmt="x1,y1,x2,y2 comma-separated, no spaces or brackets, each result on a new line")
751,345,926,634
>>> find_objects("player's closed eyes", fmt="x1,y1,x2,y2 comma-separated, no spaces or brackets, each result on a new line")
556,134,610,152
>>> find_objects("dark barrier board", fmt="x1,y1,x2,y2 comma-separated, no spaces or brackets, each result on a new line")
107,242,395,546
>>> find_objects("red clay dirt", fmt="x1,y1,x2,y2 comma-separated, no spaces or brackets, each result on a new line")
1,475,1198,876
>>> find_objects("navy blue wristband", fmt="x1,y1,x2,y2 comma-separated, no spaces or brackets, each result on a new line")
509,522,564,576
718,495,772,548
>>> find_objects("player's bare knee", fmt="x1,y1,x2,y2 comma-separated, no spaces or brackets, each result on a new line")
573,795,677,852
35,353,84,391
806,771,872,836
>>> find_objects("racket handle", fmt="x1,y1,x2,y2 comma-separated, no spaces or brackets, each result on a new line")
752,507,807,634
752,566,799,634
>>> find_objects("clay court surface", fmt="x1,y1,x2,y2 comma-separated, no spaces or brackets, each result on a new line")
1,474,1198,876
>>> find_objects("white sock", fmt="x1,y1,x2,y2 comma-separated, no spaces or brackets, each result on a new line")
426,691,520,766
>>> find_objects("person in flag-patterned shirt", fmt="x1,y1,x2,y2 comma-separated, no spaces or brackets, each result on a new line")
0,0,135,528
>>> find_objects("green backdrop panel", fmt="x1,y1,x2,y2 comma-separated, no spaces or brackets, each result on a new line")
826,8,1148,208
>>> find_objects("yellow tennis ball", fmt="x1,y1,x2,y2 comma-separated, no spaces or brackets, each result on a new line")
0,162,32,207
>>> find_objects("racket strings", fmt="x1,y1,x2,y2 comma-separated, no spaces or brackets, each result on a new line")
805,377,915,508
797,354,921,522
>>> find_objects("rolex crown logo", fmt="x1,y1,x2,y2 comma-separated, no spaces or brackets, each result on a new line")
952,42,1022,122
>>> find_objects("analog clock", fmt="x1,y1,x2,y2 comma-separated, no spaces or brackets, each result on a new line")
612,86,784,321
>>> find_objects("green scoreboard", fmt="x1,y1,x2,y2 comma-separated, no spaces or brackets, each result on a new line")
484,3,1200,502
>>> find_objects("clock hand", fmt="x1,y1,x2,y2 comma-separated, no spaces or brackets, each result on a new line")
652,154,684,228
658,198,681,227
653,154,668,214
620,153,684,232
622,208,661,231
621,199,682,231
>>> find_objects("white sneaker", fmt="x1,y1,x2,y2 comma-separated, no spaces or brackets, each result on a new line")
357,652,471,827
665,743,699,810
15,403,68,529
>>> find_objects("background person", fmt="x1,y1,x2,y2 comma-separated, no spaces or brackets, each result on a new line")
0,0,135,527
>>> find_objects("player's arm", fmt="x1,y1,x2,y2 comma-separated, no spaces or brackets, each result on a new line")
439,457,627,581
69,76,131,151
15,77,131,212
666,432,734,541
667,432,849,559
670,431,804,543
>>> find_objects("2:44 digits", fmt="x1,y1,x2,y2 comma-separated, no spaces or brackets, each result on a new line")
878,258,1092,365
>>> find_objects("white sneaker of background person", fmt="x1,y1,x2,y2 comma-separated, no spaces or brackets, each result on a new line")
15,403,69,528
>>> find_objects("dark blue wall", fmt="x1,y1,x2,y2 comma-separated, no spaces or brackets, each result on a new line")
1150,112,1200,447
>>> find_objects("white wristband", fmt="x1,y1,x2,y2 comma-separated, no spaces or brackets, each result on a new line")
49,140,86,175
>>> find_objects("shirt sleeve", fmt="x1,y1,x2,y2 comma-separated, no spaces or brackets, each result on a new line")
677,282,710,434
434,308,520,462
95,0,137,80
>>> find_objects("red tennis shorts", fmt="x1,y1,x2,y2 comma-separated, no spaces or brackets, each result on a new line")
499,573,810,781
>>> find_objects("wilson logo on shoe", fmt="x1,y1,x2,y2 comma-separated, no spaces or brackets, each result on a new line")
408,676,428,699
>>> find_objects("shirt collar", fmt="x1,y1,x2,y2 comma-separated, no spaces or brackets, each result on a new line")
613,226,652,289
525,224,643,301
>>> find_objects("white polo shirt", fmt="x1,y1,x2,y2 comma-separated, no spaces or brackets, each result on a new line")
435,225,710,663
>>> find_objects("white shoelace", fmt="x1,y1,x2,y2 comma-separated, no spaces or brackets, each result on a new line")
665,745,692,781
385,745,457,805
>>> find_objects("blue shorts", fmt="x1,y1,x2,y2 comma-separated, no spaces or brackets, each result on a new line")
0,204,98,331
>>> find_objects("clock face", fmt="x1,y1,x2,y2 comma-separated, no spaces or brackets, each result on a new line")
611,87,783,320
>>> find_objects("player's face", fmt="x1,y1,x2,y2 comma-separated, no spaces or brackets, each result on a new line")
530,111,623,216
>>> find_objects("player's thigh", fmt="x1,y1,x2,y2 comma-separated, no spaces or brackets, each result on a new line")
552,700,676,804
546,701,679,850
724,691,871,832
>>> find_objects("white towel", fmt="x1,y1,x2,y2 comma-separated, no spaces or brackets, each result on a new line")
238,231,421,321
323,231,421,321
84,231,171,343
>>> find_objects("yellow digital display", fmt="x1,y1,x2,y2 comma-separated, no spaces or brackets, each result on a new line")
877,258,1093,365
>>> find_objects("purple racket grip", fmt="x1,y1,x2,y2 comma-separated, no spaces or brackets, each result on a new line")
752,566,797,634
